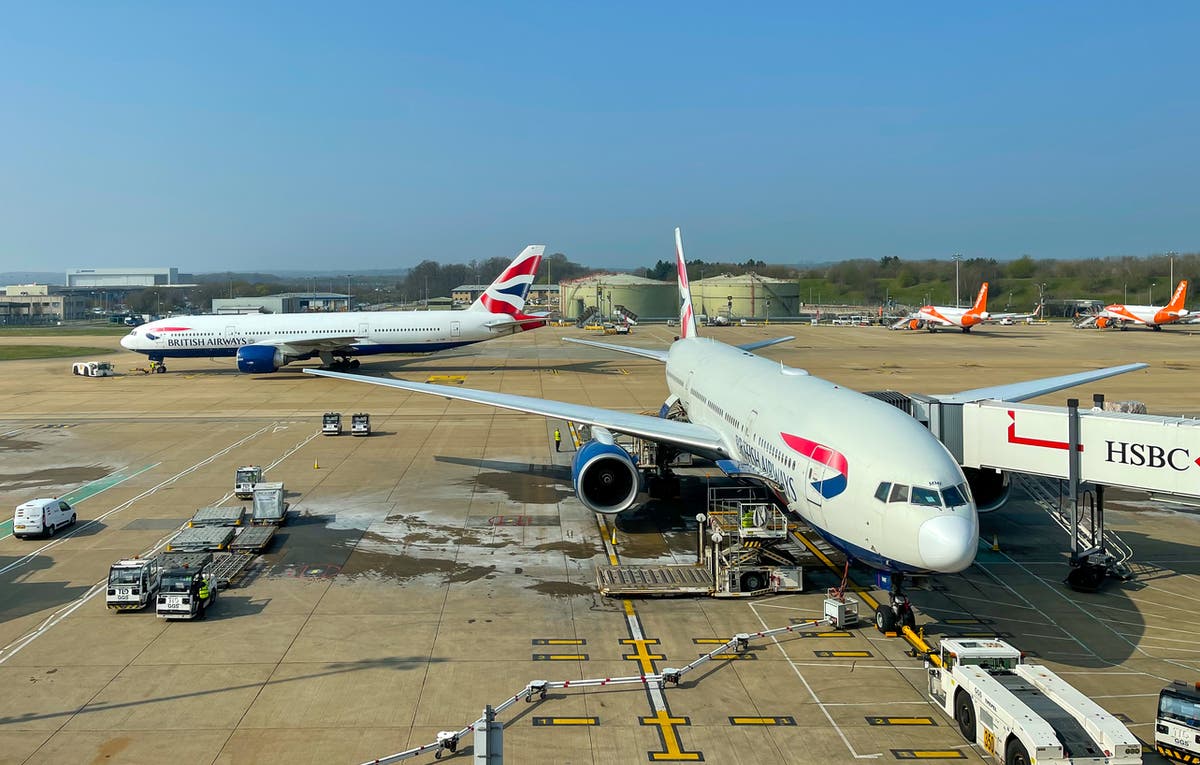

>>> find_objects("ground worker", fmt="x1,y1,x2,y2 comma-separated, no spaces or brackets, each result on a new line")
196,576,210,618
554,428,562,451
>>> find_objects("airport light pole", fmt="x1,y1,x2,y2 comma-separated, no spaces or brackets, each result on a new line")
1169,251,1176,288
346,274,352,311
952,253,962,307
1151,282,1156,304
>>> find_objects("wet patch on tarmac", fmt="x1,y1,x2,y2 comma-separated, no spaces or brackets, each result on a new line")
526,581,592,598
0,465,110,492
0,438,41,452
471,470,573,505
530,540,601,559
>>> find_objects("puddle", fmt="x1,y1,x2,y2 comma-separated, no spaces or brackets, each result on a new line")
469,470,573,505
530,540,601,559
0,439,41,453
0,466,110,492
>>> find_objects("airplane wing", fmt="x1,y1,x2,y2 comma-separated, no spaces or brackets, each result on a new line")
890,314,920,330
986,305,1043,322
303,369,729,456
933,362,1149,404
256,336,364,354
562,337,669,363
736,336,794,352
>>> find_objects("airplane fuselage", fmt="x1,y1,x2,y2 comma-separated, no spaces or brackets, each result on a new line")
1101,303,1186,327
917,305,987,329
664,338,978,575
121,310,527,361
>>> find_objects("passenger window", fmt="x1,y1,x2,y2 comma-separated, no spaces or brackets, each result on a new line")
911,487,942,507
888,484,909,503
874,482,890,502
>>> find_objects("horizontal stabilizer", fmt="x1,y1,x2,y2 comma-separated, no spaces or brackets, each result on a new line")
934,362,1149,404
735,336,794,353
561,337,669,363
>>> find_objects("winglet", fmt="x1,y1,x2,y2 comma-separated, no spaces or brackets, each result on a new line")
675,228,698,339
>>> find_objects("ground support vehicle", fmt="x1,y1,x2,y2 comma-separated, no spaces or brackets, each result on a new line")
106,557,163,611
12,498,76,539
251,482,288,525
156,554,217,620
72,361,115,376
351,412,371,436
166,526,235,552
1157,680,1200,762
235,465,263,499
927,638,1141,764
188,506,243,527
322,412,342,435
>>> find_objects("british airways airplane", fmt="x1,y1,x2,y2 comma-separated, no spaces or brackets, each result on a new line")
307,230,1143,631
120,246,545,373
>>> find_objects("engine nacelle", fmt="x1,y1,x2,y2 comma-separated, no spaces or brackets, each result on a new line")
237,345,287,374
571,429,640,514
963,467,1010,513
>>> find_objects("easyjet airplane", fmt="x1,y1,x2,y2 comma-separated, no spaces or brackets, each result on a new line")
307,229,1144,632
891,282,1037,332
1095,280,1189,330
120,246,546,373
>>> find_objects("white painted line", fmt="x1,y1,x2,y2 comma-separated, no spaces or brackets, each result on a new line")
0,429,320,665
750,603,882,759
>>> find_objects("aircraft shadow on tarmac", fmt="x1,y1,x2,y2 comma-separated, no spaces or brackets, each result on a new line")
434,456,574,505
0,655,443,727
237,357,623,379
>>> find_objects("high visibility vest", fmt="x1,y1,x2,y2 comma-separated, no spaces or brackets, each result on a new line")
198,584,210,600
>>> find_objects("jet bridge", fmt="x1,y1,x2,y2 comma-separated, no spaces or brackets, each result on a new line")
874,389,1200,588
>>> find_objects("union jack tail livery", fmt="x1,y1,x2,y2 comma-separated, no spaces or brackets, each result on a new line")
675,228,698,339
470,245,545,315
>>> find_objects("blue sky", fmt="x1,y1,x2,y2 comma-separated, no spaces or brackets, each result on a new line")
1,2,1196,272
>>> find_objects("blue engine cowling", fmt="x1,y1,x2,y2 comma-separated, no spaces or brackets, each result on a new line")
236,344,286,374
963,467,1010,513
571,434,640,514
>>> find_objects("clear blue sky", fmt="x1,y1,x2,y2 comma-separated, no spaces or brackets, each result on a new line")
1,2,1196,272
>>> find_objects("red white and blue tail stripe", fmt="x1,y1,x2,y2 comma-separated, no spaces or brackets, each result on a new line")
675,228,698,339
472,245,545,315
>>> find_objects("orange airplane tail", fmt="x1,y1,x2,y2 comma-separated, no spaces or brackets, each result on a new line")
970,282,989,313
1167,280,1188,311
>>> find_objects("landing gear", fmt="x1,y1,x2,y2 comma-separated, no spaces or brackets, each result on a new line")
321,355,359,372
646,468,680,500
961,326,971,333
874,573,916,633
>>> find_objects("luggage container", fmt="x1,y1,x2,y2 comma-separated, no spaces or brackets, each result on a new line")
251,482,288,525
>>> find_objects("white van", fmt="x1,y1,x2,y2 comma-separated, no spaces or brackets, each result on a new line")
13,498,76,539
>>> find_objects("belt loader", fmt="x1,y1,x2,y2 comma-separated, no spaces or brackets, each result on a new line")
106,557,162,611
927,638,1142,764
156,554,218,620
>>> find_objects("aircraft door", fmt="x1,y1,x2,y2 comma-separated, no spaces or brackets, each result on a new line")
745,409,759,437
225,325,237,346
358,322,369,337
804,461,826,508
450,321,461,338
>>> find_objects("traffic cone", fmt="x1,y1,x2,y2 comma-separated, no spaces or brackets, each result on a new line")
991,534,1000,552
313,459,320,470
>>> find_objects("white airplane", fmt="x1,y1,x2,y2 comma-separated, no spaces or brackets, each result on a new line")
1093,280,1189,330
891,282,1039,332
306,230,1145,631
120,246,546,373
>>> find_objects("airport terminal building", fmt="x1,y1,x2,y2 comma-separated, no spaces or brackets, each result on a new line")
0,283,90,324
211,292,350,314
66,267,183,288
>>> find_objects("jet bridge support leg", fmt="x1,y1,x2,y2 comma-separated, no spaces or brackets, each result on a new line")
1065,395,1113,592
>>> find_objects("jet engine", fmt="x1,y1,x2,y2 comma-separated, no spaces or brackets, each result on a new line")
571,428,640,514
236,345,287,374
963,466,1010,513
1096,316,1110,329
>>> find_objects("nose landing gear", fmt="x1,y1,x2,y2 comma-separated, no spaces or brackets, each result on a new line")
874,572,917,633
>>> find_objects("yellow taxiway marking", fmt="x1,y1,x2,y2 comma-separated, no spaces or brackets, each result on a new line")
533,717,598,726
867,716,937,726
531,654,588,661
532,639,586,646
692,638,730,645
943,618,984,625
702,653,758,660
623,638,665,674
641,710,700,762
892,750,967,759
730,716,796,726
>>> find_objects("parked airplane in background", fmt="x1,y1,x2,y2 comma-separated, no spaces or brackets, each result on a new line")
1092,280,1189,330
890,282,1040,332
307,229,1145,631
120,246,546,373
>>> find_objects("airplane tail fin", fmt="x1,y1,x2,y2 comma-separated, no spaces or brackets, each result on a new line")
971,282,989,313
675,228,698,338
469,245,545,314
1167,279,1188,311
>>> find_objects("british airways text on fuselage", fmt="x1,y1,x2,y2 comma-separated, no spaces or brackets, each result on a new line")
164,336,251,348
733,433,799,501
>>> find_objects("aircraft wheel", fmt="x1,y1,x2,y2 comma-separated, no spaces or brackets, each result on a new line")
954,689,976,741
350,359,360,369
1005,738,1030,765
961,326,971,333
874,604,897,633
901,607,916,630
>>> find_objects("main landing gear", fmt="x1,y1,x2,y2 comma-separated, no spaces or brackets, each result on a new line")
318,352,361,372
874,572,916,633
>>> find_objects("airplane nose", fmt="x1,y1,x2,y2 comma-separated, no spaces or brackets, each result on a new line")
918,514,977,573
119,334,132,349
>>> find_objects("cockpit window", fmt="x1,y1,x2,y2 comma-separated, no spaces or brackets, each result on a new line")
874,482,890,502
911,487,942,507
888,484,909,503
941,484,968,508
